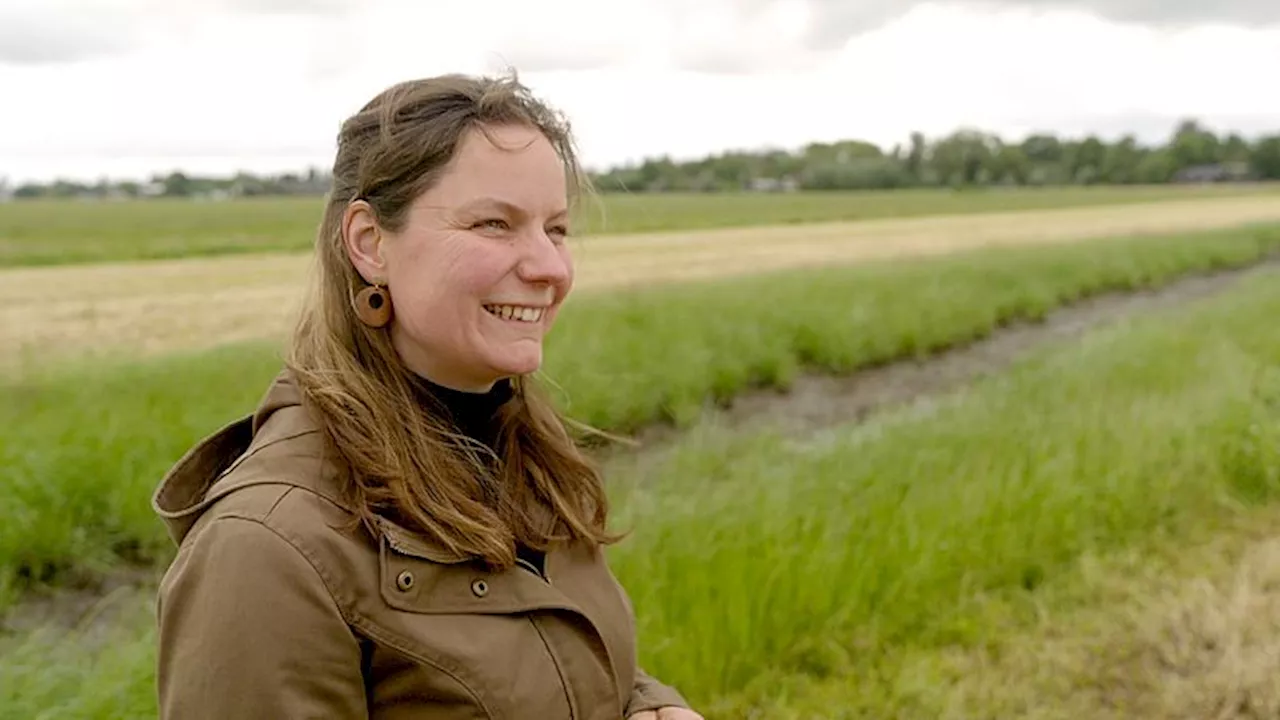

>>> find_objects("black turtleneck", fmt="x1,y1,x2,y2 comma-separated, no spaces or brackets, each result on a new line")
414,375,514,450
411,375,547,579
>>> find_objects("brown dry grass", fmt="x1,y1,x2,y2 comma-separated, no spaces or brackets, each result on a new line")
5,194,1280,371
724,508,1280,720
934,520,1280,720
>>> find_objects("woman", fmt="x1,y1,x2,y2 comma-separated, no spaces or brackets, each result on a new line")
151,72,701,720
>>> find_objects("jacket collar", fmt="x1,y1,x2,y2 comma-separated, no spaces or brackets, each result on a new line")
150,370,340,542
151,369,482,566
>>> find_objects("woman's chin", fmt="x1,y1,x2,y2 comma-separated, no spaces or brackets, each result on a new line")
486,346,543,378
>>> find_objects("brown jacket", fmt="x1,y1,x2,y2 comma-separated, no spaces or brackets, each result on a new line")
151,371,689,719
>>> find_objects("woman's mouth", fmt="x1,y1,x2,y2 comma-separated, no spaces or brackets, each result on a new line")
483,304,546,323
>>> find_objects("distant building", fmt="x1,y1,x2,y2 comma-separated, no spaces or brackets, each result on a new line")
1174,161,1252,184
748,176,799,193
0,178,11,203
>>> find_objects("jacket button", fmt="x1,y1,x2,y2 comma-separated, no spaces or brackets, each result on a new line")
471,579,489,597
396,570,415,592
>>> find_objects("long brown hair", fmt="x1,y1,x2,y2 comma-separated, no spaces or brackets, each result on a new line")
285,71,617,569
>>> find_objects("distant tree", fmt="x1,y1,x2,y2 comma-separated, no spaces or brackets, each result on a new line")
1020,134,1064,165
1100,135,1143,184
161,171,193,197
1169,118,1222,169
991,143,1031,185
1223,133,1252,163
904,131,927,184
1251,135,1280,179
1135,149,1177,184
930,129,999,186
1072,135,1108,184
801,157,909,190
11,117,1279,201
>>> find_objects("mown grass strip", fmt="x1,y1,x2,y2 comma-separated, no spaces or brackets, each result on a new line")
3,184,1275,267
1,224,1278,609
604,265,1280,711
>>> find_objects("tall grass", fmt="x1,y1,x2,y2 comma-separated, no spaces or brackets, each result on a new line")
3,184,1275,266
545,223,1280,432
605,267,1280,709
0,604,157,720
1,224,1278,606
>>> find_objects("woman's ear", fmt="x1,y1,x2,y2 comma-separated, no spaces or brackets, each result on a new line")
342,200,387,282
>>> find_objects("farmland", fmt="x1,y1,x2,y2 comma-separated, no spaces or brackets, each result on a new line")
2,183,1279,267
2,188,1280,718
6,190,1280,373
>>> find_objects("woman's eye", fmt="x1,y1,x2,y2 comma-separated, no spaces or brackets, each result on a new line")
475,218,510,231
548,225,569,241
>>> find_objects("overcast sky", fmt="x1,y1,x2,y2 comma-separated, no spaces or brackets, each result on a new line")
2,0,1278,184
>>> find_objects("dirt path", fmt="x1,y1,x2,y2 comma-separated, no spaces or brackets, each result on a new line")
4,194,1279,370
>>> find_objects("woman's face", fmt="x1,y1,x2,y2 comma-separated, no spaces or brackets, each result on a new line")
344,123,575,392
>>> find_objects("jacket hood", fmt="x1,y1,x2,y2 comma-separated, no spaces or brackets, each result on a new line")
151,369,318,545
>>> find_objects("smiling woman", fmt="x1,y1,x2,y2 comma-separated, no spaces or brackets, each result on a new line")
150,72,701,720
342,124,575,392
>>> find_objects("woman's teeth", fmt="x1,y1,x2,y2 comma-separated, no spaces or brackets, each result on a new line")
484,305,545,323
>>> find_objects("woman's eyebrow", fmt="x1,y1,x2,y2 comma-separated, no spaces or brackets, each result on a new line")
458,197,568,220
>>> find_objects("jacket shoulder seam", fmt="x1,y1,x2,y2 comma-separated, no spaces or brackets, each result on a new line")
213,511,356,628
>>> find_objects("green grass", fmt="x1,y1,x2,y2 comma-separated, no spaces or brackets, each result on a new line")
603,265,1280,712
3,223,1279,608
3,184,1277,267
0,345,289,609
3,238,1279,719
0,600,158,720
547,222,1280,433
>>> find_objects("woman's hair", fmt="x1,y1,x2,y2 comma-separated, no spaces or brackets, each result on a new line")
285,71,617,569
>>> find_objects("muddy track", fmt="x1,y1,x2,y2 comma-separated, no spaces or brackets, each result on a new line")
4,255,1279,638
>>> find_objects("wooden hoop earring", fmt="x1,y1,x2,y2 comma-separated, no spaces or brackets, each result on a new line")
354,282,392,328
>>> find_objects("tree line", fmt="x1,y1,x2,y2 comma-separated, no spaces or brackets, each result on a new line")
5,118,1279,201
593,118,1280,193
3,168,332,201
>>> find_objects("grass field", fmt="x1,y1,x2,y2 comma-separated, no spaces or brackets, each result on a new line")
3,229,1279,718
8,193,1280,370
3,223,1278,610
610,264,1280,712
4,185,1280,718
3,183,1279,267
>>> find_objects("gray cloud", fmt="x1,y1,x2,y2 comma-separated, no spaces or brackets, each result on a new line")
971,0,1280,28
0,4,138,65
803,0,905,49
668,0,1280,74
0,0,351,67
798,0,1280,58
